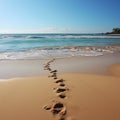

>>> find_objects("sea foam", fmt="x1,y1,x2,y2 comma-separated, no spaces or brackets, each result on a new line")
0,47,115,60
0,34,120,59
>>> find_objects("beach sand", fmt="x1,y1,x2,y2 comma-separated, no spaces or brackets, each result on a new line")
0,53,120,120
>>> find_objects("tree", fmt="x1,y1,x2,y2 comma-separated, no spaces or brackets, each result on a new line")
112,28,120,34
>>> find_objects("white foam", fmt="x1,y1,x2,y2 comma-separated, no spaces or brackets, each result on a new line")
43,35,120,39
0,48,105,60
0,34,120,40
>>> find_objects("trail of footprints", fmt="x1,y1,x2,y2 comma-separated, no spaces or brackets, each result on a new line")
43,59,69,120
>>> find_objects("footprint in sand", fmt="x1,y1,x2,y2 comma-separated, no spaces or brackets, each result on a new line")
44,102,67,116
59,83,65,87
58,93,66,99
54,77,58,79
52,102,67,120
48,73,57,78
43,105,52,110
52,102,64,114
55,79,65,83
55,87,69,93
43,59,70,120
50,70,57,73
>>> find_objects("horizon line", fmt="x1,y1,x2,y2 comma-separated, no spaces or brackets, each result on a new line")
0,32,104,34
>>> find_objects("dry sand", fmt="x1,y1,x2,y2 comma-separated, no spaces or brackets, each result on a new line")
59,72,120,120
0,56,120,120
0,76,54,120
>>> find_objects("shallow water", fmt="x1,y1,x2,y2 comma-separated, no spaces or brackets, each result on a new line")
0,34,120,59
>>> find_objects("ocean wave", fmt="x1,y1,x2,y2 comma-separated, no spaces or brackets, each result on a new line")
0,47,114,60
0,34,120,40
0,34,120,54
48,35,120,39
1,45,120,60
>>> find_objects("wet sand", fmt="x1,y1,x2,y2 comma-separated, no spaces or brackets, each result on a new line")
0,52,120,79
0,54,120,120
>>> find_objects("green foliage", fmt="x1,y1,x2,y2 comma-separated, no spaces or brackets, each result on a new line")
112,28,120,34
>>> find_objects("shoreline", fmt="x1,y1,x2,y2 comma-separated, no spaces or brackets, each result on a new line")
0,46,120,60
0,51,120,79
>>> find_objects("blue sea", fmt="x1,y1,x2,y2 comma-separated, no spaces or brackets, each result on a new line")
0,33,120,59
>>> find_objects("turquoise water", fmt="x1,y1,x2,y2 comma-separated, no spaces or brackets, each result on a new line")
0,34,120,59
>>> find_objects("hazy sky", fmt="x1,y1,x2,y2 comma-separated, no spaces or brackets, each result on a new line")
0,0,120,33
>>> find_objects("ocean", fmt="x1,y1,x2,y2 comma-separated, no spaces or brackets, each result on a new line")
0,33,120,59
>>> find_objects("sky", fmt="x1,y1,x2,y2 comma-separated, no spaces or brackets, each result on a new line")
0,0,120,33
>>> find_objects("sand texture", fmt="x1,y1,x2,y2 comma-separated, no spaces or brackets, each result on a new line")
0,57,120,120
